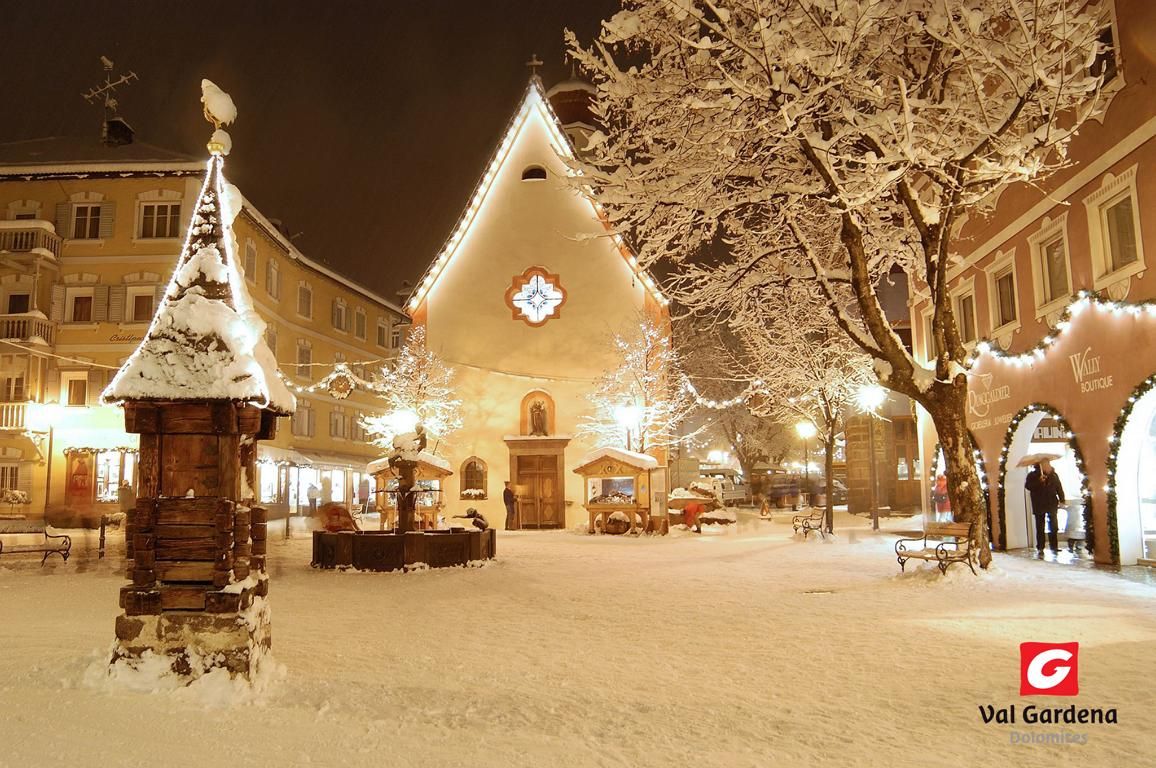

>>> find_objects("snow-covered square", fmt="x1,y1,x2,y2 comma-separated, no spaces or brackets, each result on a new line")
2,516,1153,767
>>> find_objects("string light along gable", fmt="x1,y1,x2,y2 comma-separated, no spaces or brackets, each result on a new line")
506,267,566,326
405,79,668,315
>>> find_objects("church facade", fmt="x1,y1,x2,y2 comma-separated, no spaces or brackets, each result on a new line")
406,78,670,529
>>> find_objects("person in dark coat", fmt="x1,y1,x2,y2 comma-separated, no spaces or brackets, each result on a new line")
1025,459,1064,554
503,481,517,530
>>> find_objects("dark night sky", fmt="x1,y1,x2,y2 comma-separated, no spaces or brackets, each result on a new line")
1,0,620,301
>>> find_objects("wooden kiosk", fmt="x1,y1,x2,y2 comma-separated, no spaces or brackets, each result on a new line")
367,453,452,530
573,448,660,535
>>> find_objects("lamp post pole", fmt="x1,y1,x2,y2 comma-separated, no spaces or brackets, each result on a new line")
867,413,879,531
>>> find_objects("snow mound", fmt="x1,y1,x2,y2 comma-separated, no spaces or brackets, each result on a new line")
84,647,284,708
201,79,237,126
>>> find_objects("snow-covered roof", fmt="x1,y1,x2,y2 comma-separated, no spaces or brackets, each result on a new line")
367,451,452,476
575,447,659,472
405,78,667,315
103,152,294,415
0,137,203,178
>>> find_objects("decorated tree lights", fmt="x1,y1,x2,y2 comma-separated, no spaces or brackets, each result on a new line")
101,81,293,682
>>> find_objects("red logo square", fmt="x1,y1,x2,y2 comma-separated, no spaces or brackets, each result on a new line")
1020,642,1079,696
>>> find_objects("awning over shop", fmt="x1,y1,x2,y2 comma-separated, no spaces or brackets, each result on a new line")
296,450,374,470
257,445,313,466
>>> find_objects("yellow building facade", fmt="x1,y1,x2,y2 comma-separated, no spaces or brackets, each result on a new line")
0,138,406,526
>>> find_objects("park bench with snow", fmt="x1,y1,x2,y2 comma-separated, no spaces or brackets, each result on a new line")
792,507,826,539
894,520,977,575
0,516,71,565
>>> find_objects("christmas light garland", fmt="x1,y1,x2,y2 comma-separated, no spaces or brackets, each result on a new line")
996,404,1096,558
1104,374,1155,565
681,376,763,410
968,290,1156,368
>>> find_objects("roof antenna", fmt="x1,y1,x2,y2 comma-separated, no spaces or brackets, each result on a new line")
82,56,139,147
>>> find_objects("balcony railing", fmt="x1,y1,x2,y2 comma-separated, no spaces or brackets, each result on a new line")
0,314,55,345
0,403,25,431
0,221,62,259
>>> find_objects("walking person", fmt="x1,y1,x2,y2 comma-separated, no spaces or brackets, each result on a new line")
358,476,371,515
1025,459,1064,555
503,481,517,530
307,483,320,516
931,474,951,522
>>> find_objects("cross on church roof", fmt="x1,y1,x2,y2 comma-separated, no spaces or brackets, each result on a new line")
525,54,544,76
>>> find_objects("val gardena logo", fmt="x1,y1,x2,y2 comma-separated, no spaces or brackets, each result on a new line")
978,642,1119,747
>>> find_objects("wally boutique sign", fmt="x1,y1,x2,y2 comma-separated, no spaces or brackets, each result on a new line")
1068,346,1114,394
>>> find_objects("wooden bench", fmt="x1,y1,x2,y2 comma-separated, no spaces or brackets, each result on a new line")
0,524,72,565
792,507,826,539
895,521,976,575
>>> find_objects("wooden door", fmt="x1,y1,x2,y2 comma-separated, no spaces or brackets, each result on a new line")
515,455,562,529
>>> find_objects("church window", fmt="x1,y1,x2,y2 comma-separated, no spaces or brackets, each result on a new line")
460,457,487,499
505,266,566,326
521,165,548,181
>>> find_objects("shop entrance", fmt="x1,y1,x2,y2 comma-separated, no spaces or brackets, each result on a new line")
1001,409,1088,559
1113,383,1156,566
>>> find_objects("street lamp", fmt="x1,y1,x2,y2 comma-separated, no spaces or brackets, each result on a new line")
795,421,817,505
856,384,887,531
613,403,644,452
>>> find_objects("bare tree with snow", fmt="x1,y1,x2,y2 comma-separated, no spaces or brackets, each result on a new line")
580,314,699,453
362,326,462,452
569,0,1109,565
733,284,875,532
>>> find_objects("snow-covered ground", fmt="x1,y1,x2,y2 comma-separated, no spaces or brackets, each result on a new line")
1,513,1154,767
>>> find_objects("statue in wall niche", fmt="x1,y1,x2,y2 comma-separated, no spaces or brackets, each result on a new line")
529,400,549,436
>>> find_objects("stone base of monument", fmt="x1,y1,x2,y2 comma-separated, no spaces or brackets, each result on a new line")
112,576,271,679
312,529,496,571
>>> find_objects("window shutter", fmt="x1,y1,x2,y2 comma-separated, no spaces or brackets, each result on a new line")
308,408,316,437
46,365,60,401
108,286,126,322
154,283,168,308
98,202,116,239
331,299,339,328
55,203,71,237
50,285,65,323
87,369,103,406
16,462,32,496
93,285,111,322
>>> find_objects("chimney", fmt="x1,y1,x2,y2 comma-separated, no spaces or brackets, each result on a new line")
102,116,135,147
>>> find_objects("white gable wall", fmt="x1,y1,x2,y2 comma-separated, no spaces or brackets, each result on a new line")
419,94,653,527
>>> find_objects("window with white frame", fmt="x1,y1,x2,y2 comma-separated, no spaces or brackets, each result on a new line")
953,290,977,345
126,286,155,323
354,308,367,340
1027,214,1073,315
0,374,25,402
72,204,102,239
390,327,401,349
376,319,388,348
331,298,348,332
330,408,348,439
265,258,280,299
291,401,315,437
243,239,257,282
139,202,181,239
0,464,18,491
61,371,88,407
6,293,29,314
297,282,313,319
66,287,95,323
994,268,1017,328
296,341,312,378
984,249,1021,335
1084,164,1146,290
350,411,365,442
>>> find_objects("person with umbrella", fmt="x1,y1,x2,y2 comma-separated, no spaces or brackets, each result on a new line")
1025,457,1065,555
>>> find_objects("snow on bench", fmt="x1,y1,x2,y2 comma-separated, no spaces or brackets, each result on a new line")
894,521,977,575
792,507,826,539
0,521,71,566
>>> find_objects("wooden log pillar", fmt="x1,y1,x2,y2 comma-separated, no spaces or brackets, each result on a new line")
112,401,280,681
